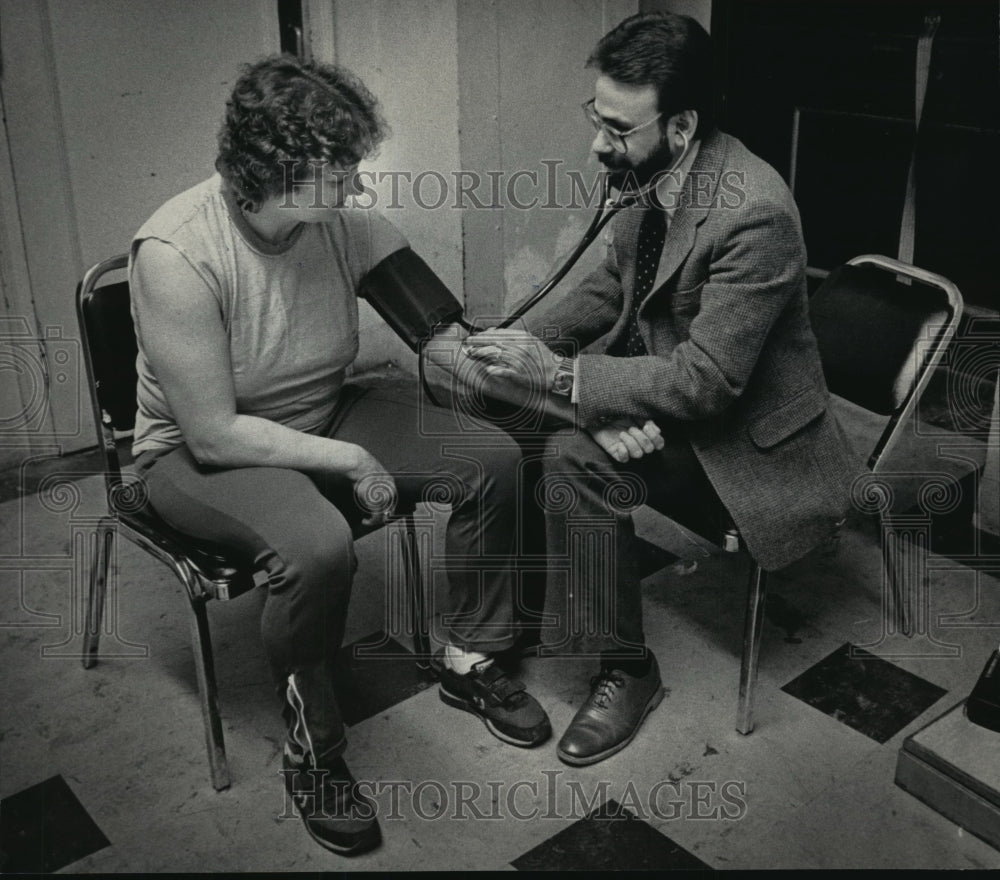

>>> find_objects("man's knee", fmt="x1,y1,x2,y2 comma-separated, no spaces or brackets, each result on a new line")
538,428,652,517
543,427,602,470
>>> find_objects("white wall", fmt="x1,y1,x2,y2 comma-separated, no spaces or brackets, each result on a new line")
331,0,463,372
0,0,278,453
331,0,642,337
0,0,656,463
499,0,636,319
47,0,279,266
456,0,637,325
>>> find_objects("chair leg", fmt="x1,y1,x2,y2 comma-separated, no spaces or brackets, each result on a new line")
186,586,231,791
881,519,915,637
402,513,430,669
737,560,768,736
82,519,115,670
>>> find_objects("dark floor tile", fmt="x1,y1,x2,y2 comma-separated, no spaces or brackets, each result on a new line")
781,642,948,743
0,775,110,873
511,798,711,871
635,536,678,580
333,631,434,726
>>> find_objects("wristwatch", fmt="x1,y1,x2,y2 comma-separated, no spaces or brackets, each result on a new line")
551,355,575,397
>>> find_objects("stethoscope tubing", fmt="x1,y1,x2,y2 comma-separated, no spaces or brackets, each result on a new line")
493,176,620,330
486,132,690,331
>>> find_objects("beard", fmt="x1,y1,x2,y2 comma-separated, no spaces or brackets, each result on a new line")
600,134,680,193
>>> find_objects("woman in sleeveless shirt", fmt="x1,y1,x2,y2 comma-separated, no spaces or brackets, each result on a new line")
130,55,550,857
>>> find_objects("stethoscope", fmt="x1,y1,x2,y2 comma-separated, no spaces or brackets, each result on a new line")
483,129,692,331
424,132,691,407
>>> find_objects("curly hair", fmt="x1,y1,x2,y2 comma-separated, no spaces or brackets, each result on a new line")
216,55,389,207
587,12,716,139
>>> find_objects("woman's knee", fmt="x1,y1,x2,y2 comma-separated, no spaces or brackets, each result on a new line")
259,506,356,597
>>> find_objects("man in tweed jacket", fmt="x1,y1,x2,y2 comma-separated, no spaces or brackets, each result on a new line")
464,11,854,766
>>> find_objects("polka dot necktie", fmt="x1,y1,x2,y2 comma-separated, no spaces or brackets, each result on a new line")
616,207,668,357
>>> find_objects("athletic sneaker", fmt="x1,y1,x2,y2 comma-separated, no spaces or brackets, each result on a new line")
281,747,381,856
438,659,551,747
282,671,380,856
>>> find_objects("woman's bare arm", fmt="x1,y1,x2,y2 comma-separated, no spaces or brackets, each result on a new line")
132,240,390,507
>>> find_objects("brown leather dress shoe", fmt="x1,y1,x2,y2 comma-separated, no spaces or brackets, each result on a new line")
556,654,665,766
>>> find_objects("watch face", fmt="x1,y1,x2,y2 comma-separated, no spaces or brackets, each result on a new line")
553,369,573,396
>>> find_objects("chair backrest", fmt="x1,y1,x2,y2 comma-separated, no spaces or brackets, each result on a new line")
808,254,963,470
75,254,134,481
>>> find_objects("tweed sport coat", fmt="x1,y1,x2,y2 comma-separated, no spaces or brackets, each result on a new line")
524,129,855,571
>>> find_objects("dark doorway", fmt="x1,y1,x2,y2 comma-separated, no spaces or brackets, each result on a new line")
711,0,999,311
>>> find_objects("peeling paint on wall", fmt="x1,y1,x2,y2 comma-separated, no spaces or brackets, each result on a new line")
504,212,607,316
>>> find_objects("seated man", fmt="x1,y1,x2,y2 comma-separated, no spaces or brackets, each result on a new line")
462,11,854,766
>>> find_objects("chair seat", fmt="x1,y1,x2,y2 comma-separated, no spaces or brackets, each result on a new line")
116,497,421,600
117,505,256,597
646,491,740,552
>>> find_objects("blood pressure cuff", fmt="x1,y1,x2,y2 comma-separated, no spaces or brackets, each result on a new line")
358,247,465,352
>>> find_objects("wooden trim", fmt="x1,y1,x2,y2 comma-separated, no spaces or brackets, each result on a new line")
456,0,505,320
0,0,90,450
0,72,54,453
304,0,336,63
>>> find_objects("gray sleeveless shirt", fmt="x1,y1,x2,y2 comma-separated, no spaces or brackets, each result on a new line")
129,174,407,455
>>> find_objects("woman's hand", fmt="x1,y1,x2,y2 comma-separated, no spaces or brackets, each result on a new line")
589,419,665,463
346,447,398,527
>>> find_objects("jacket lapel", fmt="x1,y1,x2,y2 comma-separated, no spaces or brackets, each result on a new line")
645,130,729,305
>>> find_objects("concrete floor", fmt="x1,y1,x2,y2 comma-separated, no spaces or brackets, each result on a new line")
3,459,1000,871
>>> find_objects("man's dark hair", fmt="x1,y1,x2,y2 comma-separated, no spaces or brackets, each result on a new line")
216,54,388,207
587,11,716,138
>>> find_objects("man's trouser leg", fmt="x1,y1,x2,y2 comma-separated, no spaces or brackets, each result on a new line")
535,428,715,657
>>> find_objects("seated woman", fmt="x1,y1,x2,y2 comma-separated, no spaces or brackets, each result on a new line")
129,55,550,857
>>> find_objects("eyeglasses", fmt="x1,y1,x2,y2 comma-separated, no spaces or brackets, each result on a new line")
582,98,662,154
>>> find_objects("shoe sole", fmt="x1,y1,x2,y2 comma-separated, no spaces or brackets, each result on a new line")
438,686,550,748
290,795,381,856
556,684,666,767
300,817,381,857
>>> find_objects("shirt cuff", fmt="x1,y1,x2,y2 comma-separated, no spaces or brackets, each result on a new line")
570,357,579,405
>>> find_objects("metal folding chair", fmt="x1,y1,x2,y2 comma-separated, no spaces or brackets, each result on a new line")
76,254,430,790
651,254,963,734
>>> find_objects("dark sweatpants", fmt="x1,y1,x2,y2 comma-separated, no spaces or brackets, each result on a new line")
135,382,522,760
